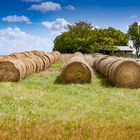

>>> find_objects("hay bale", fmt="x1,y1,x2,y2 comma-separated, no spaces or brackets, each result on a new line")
10,52,26,58
93,55,108,72
108,60,140,88
60,52,92,84
22,51,35,58
50,51,61,61
21,58,35,76
0,58,26,82
44,53,55,64
28,58,37,73
93,54,140,88
31,50,51,70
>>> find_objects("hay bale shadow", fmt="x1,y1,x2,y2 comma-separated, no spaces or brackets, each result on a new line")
95,72,113,88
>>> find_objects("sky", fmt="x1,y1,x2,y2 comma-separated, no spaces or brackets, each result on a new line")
0,0,140,54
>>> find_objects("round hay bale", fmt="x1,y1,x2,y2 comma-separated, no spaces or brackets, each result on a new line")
53,51,61,60
22,52,35,58
31,56,44,73
44,53,55,64
30,50,51,70
98,57,118,76
108,60,140,88
105,58,121,77
31,50,46,57
28,58,37,73
60,53,92,84
40,55,51,70
72,52,84,59
94,55,108,71
10,52,26,59
50,52,58,62
0,59,26,82
21,58,34,76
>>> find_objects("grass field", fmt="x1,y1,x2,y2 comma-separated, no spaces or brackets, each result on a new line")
0,61,140,140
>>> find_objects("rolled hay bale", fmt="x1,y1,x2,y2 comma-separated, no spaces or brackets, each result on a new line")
0,58,27,82
60,52,92,84
22,51,45,72
108,59,140,88
31,57,44,73
28,58,37,73
44,53,55,64
50,51,61,61
9,52,27,59
22,51,35,58
93,54,109,72
39,56,50,71
93,54,140,88
98,57,119,76
31,50,51,70
31,50,46,58
21,58,34,76
104,58,121,77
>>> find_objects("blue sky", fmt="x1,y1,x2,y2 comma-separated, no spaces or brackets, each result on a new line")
0,0,140,54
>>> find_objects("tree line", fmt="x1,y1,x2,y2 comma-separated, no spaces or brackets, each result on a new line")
53,21,140,57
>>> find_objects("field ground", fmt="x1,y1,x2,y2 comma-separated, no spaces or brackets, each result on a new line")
0,60,140,140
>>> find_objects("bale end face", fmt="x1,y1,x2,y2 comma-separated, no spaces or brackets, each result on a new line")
0,62,20,82
60,61,92,84
114,61,140,88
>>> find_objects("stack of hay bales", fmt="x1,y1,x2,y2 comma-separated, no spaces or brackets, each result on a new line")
60,52,92,84
93,53,140,88
0,51,61,82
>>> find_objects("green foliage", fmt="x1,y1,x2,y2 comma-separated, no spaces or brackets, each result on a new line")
128,22,140,58
53,21,128,53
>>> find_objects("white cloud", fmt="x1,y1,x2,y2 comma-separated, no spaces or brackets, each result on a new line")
41,18,70,30
130,15,138,19
0,27,54,55
22,0,41,2
28,1,61,12
2,15,31,24
65,5,75,10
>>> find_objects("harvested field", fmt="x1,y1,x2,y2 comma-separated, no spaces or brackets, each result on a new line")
0,60,140,140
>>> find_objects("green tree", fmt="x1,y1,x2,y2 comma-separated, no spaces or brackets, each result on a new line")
53,21,128,53
128,22,140,58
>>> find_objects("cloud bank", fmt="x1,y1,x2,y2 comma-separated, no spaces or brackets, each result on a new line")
0,27,54,55
28,2,61,12
41,18,69,30
65,5,75,10
2,15,31,24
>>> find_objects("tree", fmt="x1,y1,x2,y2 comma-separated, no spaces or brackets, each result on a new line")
53,21,128,53
128,22,140,58
53,21,94,53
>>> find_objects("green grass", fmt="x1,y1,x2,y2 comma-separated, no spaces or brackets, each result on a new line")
0,61,140,140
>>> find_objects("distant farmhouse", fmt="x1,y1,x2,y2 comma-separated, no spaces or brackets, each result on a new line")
115,46,133,56
99,46,134,57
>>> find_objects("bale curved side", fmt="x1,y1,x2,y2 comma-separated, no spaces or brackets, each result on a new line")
108,60,140,88
0,59,26,82
60,53,92,84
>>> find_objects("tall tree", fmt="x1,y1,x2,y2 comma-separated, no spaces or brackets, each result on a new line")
128,22,140,58
53,21,128,53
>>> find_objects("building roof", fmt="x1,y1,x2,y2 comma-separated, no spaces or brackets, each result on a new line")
118,46,133,51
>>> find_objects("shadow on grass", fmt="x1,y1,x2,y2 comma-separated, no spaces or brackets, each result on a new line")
54,76,62,85
95,72,113,88
54,72,113,88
